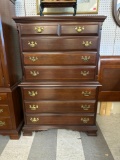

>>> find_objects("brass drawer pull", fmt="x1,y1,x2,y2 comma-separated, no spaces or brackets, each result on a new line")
0,109,3,113
30,117,39,123
28,41,37,48
81,56,90,62
82,91,91,96
35,26,44,33
75,26,84,33
81,105,90,110
81,118,89,124
0,121,5,126
83,41,92,47
28,91,38,97
29,56,38,62
30,71,39,76
81,71,89,76
29,105,39,110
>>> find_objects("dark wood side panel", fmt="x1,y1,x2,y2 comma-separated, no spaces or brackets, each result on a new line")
0,0,22,87
0,61,4,86
98,56,120,101
21,37,99,52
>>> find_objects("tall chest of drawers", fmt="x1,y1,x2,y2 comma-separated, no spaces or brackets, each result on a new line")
0,0,23,139
14,16,106,136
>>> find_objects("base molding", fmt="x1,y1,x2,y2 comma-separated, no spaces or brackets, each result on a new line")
23,125,97,136
0,121,23,140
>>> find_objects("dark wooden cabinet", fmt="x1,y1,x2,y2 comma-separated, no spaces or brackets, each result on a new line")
14,16,106,136
0,0,23,139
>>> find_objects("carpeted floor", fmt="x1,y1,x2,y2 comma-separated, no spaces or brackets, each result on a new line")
0,126,114,160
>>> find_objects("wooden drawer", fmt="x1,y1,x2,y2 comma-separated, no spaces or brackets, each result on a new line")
20,24,58,35
23,51,97,65
0,105,10,117
60,24,99,36
24,66,96,81
24,100,96,113
26,115,94,125
21,37,99,52
0,93,8,104
0,118,12,129
23,87,97,100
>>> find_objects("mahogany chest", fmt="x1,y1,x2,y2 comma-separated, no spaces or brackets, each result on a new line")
0,0,23,139
14,16,106,136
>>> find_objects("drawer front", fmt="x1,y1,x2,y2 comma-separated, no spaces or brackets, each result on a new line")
24,66,96,81
26,115,94,125
60,24,99,36
0,118,12,129
23,52,97,65
0,93,8,104
23,87,97,100
21,37,99,52
20,24,58,35
24,100,96,113
0,105,10,117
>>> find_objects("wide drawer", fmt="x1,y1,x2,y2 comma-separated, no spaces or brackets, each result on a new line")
24,66,96,81
20,24,58,35
60,24,99,36
0,118,12,129
21,37,99,52
26,115,94,125
23,87,97,100
0,93,8,104
24,100,96,113
0,105,10,117
23,51,97,65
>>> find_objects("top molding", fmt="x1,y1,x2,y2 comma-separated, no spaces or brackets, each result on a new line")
13,16,107,23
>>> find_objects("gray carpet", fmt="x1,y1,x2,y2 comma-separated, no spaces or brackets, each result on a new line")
0,127,114,160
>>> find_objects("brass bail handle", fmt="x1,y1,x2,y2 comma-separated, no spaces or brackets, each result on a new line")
82,91,91,96
75,26,84,33
81,71,89,76
83,41,92,47
28,41,37,48
28,91,38,97
30,117,39,123
81,56,90,62
35,26,44,33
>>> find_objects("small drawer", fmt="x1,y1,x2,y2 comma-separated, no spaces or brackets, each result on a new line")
26,115,94,125
0,118,12,129
24,66,96,81
0,105,10,117
24,100,96,113
23,51,97,66
0,93,8,104
21,37,99,52
20,24,58,35
60,24,99,36
23,86,97,101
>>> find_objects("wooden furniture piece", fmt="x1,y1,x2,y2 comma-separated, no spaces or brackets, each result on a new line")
40,0,77,16
14,16,106,136
98,56,120,101
0,0,23,139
